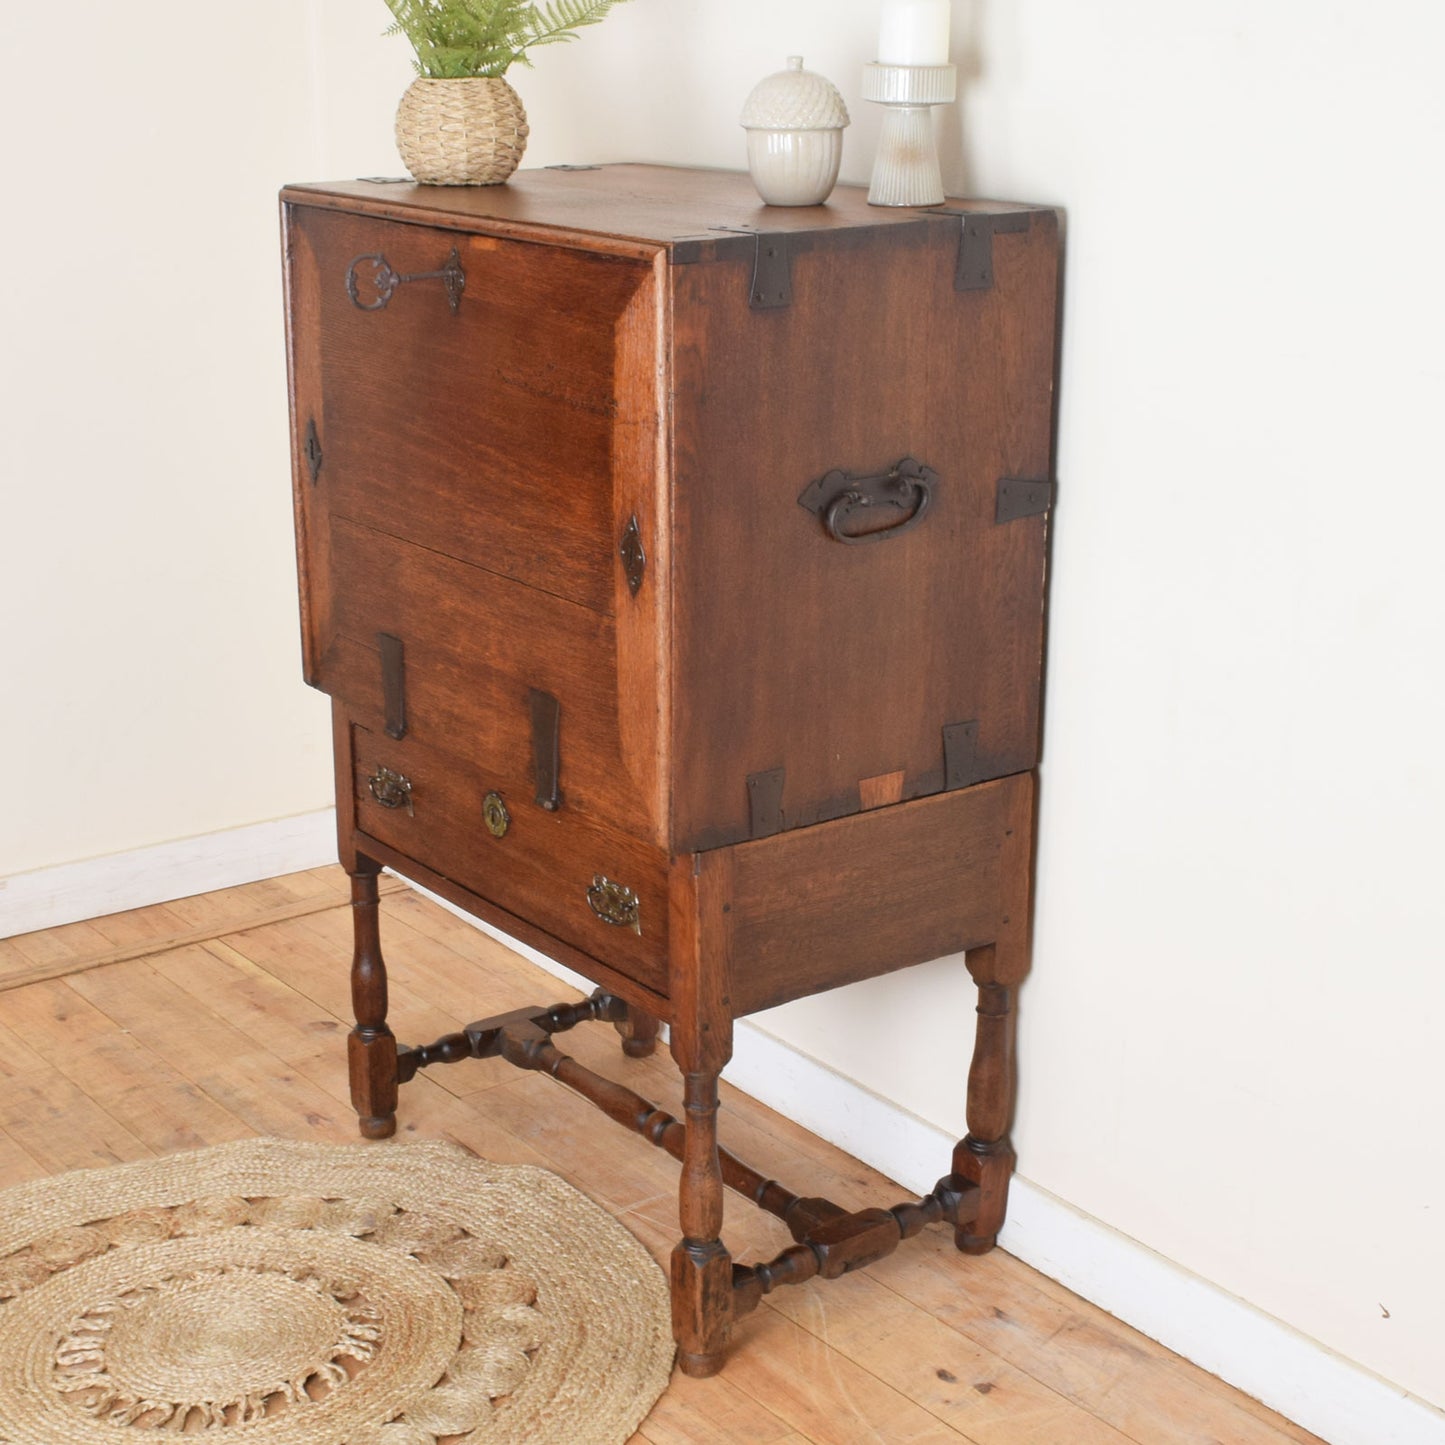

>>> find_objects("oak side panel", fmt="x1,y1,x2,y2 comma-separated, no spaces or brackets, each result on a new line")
725,774,1033,1016
331,700,359,873
281,201,331,684
613,249,673,842
669,215,1059,852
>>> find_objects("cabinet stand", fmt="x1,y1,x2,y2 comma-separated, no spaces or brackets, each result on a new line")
344,853,1020,1376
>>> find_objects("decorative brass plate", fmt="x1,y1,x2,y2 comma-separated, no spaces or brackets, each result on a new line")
586,876,641,935
368,765,413,816
482,791,510,839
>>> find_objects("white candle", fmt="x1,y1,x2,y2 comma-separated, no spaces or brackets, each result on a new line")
877,0,951,66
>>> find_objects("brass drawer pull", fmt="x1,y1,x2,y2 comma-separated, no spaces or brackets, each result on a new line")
587,876,641,935
346,246,466,315
482,791,510,839
368,765,414,816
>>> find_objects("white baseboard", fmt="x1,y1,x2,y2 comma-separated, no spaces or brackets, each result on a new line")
0,810,338,939
415,883,1444,1445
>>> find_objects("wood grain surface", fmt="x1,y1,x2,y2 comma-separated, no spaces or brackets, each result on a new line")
348,719,671,993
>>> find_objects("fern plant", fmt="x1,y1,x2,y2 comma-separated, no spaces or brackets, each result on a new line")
384,0,631,79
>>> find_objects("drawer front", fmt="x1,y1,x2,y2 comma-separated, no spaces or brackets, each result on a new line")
286,203,657,617
349,721,669,995
317,516,659,845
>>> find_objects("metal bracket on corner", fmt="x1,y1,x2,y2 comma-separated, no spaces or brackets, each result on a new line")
995,477,1055,523
931,210,1032,291
749,232,792,309
942,720,980,790
747,768,786,838
681,225,794,309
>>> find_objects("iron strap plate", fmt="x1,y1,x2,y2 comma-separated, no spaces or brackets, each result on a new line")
529,688,562,812
995,477,1055,523
378,632,407,741
942,720,981,790
927,209,1034,290
747,769,786,839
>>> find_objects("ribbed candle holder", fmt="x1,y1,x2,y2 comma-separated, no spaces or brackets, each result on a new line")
863,61,957,207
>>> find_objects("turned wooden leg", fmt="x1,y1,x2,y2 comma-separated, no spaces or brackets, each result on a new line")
668,853,735,1377
614,1004,661,1058
347,858,399,1140
670,1059,733,1376
951,943,1019,1254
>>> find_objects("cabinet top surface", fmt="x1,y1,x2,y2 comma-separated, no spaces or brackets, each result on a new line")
281,162,1050,255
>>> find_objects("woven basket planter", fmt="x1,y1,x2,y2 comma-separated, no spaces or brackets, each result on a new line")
396,76,530,186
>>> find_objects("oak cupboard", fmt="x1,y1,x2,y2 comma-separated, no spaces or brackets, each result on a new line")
282,164,1060,1373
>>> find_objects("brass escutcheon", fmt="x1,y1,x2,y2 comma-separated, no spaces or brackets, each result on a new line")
586,875,641,935
482,791,510,839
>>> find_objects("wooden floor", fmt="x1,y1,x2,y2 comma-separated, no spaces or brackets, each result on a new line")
0,870,1322,1445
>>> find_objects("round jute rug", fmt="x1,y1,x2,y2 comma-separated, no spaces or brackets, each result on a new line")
0,1137,674,1443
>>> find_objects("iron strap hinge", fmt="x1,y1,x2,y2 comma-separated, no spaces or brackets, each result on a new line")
929,209,1032,291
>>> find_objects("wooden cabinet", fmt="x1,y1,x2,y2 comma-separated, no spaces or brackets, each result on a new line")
282,164,1060,1375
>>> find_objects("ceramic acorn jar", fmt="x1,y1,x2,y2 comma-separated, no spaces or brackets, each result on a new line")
741,57,850,206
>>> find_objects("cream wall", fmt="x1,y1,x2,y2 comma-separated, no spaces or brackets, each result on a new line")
4,0,1442,1421
0,3,336,877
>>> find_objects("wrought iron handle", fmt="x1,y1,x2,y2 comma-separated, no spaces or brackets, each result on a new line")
586,876,641,935
346,246,466,315
798,457,937,546
368,765,414,816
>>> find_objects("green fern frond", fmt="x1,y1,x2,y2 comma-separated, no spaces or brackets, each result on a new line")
383,0,629,78
519,0,630,50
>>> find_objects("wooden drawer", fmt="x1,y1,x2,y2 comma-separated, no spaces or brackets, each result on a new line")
286,203,659,617
315,516,661,845
349,720,670,995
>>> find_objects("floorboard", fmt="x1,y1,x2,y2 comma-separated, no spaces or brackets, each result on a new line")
0,868,1324,1445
